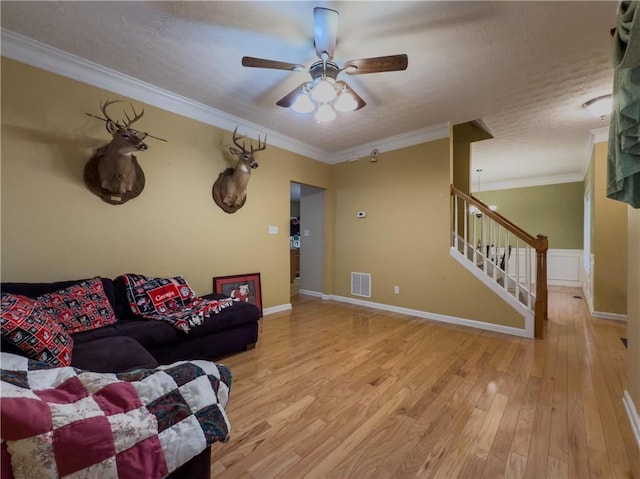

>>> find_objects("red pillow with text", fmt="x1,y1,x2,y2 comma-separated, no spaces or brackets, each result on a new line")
38,277,117,333
0,293,73,366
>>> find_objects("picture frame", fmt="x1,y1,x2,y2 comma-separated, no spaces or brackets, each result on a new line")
213,273,262,316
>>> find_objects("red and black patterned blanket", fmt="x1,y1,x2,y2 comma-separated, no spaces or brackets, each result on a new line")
0,352,232,479
121,274,235,333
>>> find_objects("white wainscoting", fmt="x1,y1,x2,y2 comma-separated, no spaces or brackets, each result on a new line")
546,249,584,287
507,248,583,287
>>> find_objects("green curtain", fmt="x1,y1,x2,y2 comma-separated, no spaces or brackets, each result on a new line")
607,1,640,208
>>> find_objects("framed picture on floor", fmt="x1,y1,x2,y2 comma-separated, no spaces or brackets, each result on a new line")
213,272,262,316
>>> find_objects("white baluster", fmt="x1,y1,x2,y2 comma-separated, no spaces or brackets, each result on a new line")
515,238,521,304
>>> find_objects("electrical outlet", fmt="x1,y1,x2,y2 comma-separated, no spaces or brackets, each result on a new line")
394,285,400,294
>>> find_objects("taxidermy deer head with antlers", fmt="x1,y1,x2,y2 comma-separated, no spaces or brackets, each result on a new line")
212,127,267,214
84,100,166,205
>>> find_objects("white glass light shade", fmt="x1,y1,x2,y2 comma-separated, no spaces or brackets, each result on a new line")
469,205,497,216
582,95,612,119
292,93,314,113
314,103,336,122
311,78,337,103
334,91,358,112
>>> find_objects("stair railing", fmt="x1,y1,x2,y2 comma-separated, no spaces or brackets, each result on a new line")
450,185,548,338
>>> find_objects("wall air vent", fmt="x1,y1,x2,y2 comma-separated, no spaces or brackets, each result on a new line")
351,272,371,298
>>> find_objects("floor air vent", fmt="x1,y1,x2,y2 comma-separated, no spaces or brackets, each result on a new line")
351,272,371,298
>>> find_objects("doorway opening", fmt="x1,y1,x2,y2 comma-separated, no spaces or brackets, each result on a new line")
290,183,301,297
290,182,325,298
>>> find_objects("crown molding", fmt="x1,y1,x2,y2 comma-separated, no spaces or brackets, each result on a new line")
0,29,327,160
476,126,607,192
324,122,451,164
580,126,609,180
591,126,610,143
475,172,585,192
2,29,451,165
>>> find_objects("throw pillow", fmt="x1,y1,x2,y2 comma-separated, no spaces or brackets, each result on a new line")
38,277,117,334
121,274,196,316
0,293,73,366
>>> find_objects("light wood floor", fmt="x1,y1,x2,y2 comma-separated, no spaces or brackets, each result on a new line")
211,287,639,478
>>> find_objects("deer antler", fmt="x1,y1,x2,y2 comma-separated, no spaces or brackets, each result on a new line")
87,100,167,142
232,126,267,153
98,100,144,128
232,126,247,152
251,133,267,154
100,99,123,127
123,103,144,128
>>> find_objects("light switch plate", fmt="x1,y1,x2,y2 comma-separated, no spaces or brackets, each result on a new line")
268,225,278,234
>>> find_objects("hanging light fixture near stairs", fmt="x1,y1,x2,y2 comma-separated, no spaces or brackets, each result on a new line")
470,168,497,217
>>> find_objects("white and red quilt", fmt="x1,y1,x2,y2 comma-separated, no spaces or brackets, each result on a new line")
0,352,232,479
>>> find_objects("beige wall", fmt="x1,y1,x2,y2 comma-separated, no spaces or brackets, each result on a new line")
592,142,628,315
478,182,584,250
452,121,493,195
452,125,471,194
2,57,524,330
332,140,524,329
0,58,333,308
627,206,640,413
585,141,636,422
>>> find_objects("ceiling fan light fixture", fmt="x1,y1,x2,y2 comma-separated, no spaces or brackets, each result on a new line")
292,93,315,113
582,94,612,119
315,103,336,122
311,78,337,103
334,91,357,112
242,8,406,121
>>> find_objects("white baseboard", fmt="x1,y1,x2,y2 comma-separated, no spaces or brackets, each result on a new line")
299,289,323,298
299,289,331,300
591,311,628,321
582,266,626,321
623,391,640,449
329,294,531,338
583,287,627,321
263,304,292,316
582,282,594,315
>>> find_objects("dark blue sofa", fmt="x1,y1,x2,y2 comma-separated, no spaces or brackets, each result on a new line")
1,275,261,479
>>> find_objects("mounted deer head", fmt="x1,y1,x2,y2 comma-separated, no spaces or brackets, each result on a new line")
212,127,267,213
84,100,166,205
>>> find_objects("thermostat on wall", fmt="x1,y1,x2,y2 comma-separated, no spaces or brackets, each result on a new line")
357,211,366,218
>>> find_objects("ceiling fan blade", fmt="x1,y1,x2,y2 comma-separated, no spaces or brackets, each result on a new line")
343,54,408,75
242,56,306,72
276,83,309,108
336,81,366,111
314,7,339,60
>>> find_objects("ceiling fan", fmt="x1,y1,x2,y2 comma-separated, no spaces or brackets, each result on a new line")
241,7,408,121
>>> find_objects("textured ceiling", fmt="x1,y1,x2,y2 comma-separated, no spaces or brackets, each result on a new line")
0,1,617,188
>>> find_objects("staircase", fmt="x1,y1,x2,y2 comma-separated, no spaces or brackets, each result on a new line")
450,185,548,338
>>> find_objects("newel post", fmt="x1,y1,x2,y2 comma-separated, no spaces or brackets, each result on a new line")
534,234,549,339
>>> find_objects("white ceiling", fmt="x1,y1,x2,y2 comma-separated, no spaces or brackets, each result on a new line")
1,1,616,189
